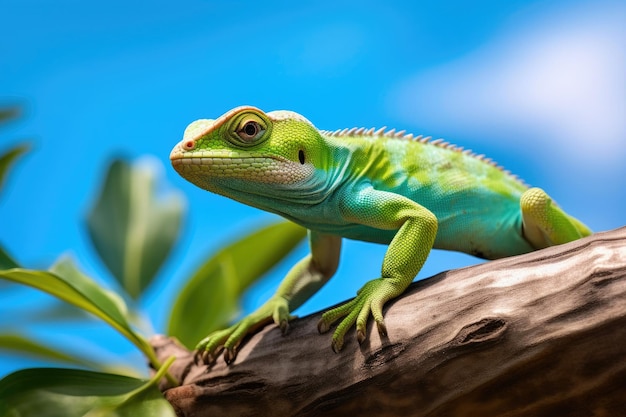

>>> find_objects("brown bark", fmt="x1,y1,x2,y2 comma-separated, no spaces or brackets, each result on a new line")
152,227,626,417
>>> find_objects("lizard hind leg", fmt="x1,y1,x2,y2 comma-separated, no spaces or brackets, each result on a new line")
520,187,592,249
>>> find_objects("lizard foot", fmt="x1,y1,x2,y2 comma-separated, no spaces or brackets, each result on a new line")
194,295,293,365
317,278,398,353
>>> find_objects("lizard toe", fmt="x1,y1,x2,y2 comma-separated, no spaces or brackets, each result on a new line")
322,277,399,350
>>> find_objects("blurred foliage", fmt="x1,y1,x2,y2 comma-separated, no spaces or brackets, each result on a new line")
0,105,29,198
0,111,28,286
0,257,156,366
0,333,109,371
0,143,29,199
87,159,184,299
0,105,306,415
169,221,306,347
0,359,176,417
0,105,20,123
0,245,19,270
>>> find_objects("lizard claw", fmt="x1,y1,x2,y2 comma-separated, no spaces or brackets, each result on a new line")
357,318,386,344
376,320,388,337
194,340,221,366
279,319,289,334
194,349,208,366
357,328,367,345
317,319,331,334
331,337,344,353
318,278,399,352
224,347,237,365
193,295,292,366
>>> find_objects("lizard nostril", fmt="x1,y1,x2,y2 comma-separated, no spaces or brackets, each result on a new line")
183,140,196,151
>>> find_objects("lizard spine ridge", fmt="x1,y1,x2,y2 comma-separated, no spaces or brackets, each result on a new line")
320,127,526,187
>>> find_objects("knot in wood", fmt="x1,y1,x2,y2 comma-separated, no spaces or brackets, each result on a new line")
452,317,507,346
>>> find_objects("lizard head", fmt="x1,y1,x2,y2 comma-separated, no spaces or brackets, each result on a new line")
170,106,335,208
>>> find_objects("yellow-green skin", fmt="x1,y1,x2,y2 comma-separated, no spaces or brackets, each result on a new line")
170,106,592,363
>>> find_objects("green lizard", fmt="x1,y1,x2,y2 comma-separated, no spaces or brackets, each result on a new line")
170,106,591,365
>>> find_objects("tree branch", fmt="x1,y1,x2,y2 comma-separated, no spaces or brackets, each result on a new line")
152,227,626,417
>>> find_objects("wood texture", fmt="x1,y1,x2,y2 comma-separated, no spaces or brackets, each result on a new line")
152,227,626,417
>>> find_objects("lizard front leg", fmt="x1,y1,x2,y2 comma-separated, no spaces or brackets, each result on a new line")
318,186,438,352
195,230,341,365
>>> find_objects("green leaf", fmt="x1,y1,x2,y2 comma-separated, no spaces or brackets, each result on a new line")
168,221,306,348
0,333,100,369
86,158,185,299
0,105,20,125
0,332,144,377
6,301,92,324
0,360,176,417
0,246,19,290
0,245,19,269
0,142,30,196
0,256,155,366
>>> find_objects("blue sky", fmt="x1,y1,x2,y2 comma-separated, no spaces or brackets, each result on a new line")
1,0,625,376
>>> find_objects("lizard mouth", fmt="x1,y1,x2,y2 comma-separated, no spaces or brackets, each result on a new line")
170,155,283,169
170,152,286,167
169,142,280,163
170,148,310,185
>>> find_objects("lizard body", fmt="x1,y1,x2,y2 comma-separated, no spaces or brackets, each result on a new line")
170,106,591,363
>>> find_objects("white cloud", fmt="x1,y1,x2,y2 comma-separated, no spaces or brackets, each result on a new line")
389,1,626,168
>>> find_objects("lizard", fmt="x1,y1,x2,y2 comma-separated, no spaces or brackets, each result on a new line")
169,105,592,365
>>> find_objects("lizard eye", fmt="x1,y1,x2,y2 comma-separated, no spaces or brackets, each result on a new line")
236,120,265,143
227,110,271,147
